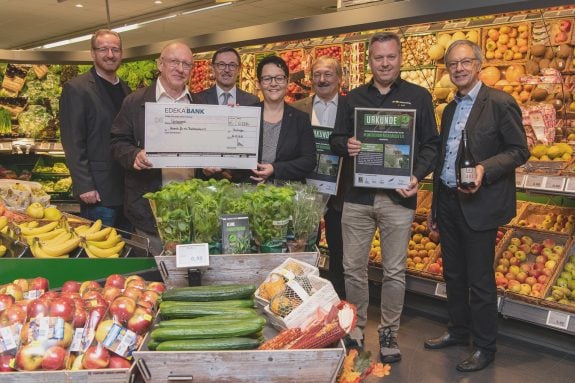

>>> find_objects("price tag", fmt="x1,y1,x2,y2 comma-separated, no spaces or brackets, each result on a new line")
524,175,544,189
510,14,527,22
0,142,11,151
52,142,64,151
515,173,526,188
176,244,209,268
38,142,51,150
318,254,328,269
545,310,570,330
434,282,447,298
543,176,566,191
565,178,575,194
493,16,510,23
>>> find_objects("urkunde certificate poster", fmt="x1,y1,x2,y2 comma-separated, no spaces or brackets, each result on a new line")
306,125,341,195
145,103,261,169
353,108,416,189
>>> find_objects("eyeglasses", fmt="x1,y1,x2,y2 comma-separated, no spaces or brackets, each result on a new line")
260,75,287,85
162,58,193,71
93,47,121,55
214,62,239,71
312,72,335,80
446,58,477,71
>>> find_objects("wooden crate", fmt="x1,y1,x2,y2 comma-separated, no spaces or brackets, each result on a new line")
0,365,137,383
482,23,531,64
154,251,319,288
514,203,575,235
540,243,575,314
139,251,343,383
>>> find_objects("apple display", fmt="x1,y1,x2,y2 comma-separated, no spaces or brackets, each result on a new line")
82,345,110,369
49,296,75,322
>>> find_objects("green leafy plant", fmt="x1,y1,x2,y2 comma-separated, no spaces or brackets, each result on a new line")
249,184,295,248
289,184,325,251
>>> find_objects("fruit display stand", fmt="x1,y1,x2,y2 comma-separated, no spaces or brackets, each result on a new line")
134,252,345,383
0,365,138,383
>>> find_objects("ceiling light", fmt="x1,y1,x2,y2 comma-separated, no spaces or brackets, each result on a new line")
154,0,162,4
181,2,232,15
75,4,83,8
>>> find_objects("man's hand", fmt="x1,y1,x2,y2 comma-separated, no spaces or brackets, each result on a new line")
347,137,362,156
203,167,223,176
458,164,484,194
133,150,153,170
250,163,274,183
396,175,419,198
80,190,101,205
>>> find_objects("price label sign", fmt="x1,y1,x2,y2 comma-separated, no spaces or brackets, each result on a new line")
525,175,544,189
565,178,575,194
543,176,566,191
545,310,570,330
176,244,209,268
515,173,526,188
434,282,447,298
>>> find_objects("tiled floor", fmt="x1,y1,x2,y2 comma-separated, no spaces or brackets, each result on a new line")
362,294,575,383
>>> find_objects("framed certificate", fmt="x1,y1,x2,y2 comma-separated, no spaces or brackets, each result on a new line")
353,107,416,189
144,103,261,169
306,125,341,195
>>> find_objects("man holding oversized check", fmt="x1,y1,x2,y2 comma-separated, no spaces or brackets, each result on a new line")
110,41,261,255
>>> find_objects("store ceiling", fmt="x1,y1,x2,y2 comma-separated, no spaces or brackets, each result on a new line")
1,0,338,51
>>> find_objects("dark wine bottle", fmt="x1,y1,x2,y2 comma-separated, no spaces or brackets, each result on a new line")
457,128,476,188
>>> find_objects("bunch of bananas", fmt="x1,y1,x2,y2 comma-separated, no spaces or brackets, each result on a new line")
16,219,81,259
75,220,126,258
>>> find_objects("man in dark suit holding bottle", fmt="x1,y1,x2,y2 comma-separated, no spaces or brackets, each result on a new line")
424,39,529,372
60,29,131,229
196,46,259,179
292,56,351,299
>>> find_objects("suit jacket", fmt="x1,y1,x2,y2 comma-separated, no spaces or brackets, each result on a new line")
432,83,529,231
110,81,201,234
195,85,259,106
231,102,317,183
59,67,131,206
292,95,352,212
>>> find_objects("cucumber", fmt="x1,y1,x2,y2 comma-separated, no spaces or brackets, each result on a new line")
147,338,161,351
161,284,256,302
156,337,261,351
159,315,265,328
150,320,264,341
160,301,255,319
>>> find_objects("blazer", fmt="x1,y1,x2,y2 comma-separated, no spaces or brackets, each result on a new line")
292,94,353,212
110,81,201,234
59,67,131,206
232,102,317,183
432,83,529,231
194,85,259,106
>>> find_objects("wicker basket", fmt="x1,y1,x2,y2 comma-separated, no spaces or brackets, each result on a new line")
514,203,575,235
539,243,575,314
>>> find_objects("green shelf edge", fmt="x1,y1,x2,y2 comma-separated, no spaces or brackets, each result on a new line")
0,258,156,288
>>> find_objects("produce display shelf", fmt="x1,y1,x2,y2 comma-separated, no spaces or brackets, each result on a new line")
0,366,138,383
501,297,575,335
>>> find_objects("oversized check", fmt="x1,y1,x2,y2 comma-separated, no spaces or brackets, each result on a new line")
145,103,261,169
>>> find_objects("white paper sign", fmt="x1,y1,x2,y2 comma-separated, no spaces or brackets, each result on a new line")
545,310,570,330
176,243,210,268
145,103,261,169
434,282,447,298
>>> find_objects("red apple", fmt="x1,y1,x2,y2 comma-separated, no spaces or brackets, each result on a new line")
0,354,15,372
12,279,30,293
41,291,60,300
29,277,49,292
146,282,166,294
72,305,88,328
501,250,513,260
61,291,81,300
122,287,143,301
27,298,50,319
79,280,101,297
109,296,136,324
82,345,110,369
127,306,153,334
542,238,556,249
498,258,510,267
16,342,45,371
555,31,569,43
542,267,554,277
0,304,27,325
505,272,516,281
105,274,126,289
525,276,537,286
495,264,509,273
49,297,75,321
520,235,533,245
108,356,132,369
509,256,521,266
139,290,160,307
101,286,122,305
0,293,15,311
520,263,532,273
508,279,521,292
495,276,508,288
82,290,104,302
42,345,67,370
125,277,146,290
537,274,548,284
559,19,572,32
535,255,548,264
532,282,544,292
518,243,531,253
530,243,542,255
61,280,82,293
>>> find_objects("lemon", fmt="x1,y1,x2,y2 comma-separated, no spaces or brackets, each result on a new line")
25,202,44,219
43,206,62,221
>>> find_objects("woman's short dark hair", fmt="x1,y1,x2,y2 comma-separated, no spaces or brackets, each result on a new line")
256,55,289,81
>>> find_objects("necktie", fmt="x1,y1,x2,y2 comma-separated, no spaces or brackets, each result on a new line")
222,92,231,105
